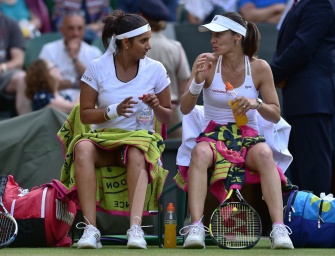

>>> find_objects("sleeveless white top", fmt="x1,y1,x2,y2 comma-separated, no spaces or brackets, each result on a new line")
202,55,259,131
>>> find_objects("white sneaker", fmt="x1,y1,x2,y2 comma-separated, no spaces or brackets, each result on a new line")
180,222,208,249
270,224,294,249
127,224,147,249
76,223,102,249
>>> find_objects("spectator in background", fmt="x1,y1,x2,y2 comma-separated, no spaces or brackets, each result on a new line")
238,0,287,24
183,0,237,24
0,11,31,115
116,0,139,14
52,0,111,44
270,0,335,196
117,0,180,21
0,0,42,38
25,0,52,34
39,11,102,102
139,0,191,138
25,59,78,114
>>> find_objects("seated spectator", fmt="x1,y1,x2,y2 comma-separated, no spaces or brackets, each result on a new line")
0,11,31,115
238,0,287,24
25,59,78,114
139,0,191,138
52,0,111,44
0,0,42,38
116,0,180,21
39,11,102,102
25,0,52,34
183,0,238,24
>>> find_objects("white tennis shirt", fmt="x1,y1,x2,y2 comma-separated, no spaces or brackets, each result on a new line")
82,52,170,130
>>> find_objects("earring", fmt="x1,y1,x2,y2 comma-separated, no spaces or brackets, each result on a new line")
235,40,239,46
126,46,128,50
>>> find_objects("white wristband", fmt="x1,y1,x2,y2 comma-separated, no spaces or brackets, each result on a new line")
189,79,205,96
105,103,119,120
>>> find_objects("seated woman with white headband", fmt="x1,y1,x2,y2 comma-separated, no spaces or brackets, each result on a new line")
174,12,294,250
71,9,172,249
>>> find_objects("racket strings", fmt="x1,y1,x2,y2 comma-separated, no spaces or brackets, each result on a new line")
211,203,261,248
0,214,15,243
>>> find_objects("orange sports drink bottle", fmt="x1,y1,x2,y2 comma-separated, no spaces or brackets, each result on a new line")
225,81,248,127
164,203,177,248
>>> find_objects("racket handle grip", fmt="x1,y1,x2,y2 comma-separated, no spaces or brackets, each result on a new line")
0,175,8,196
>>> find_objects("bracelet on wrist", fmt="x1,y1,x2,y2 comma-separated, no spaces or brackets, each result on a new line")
188,90,199,97
256,98,263,110
104,108,110,120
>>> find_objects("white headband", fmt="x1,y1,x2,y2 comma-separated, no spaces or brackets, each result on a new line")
115,24,151,40
105,24,151,54
198,15,247,36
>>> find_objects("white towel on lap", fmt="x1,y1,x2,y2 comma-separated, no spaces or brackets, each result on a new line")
176,105,204,167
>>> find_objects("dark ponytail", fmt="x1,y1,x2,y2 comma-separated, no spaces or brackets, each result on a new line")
243,21,260,58
223,12,260,58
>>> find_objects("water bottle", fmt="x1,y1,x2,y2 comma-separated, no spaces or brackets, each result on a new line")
225,81,248,127
135,97,154,131
164,203,177,248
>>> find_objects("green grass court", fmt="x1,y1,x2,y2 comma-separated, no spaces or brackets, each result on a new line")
1,237,335,256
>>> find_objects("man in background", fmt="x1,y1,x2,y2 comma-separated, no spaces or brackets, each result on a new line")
117,0,179,22
52,0,111,44
270,0,335,196
184,0,237,24
238,0,287,24
140,0,191,138
39,11,102,102
0,11,30,115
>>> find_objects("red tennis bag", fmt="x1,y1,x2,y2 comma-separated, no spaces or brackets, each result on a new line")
2,175,77,247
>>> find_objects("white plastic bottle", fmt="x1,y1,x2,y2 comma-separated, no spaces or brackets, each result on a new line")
135,98,154,131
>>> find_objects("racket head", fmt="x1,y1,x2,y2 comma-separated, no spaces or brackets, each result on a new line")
0,175,18,249
0,210,18,248
209,191,262,249
0,176,8,197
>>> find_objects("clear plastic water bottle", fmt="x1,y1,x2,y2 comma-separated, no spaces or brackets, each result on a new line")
164,203,177,248
135,98,154,131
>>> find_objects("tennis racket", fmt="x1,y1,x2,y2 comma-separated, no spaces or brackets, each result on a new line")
209,189,262,249
0,175,18,249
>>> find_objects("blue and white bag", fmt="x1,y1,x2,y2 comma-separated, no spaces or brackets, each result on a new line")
284,190,335,248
